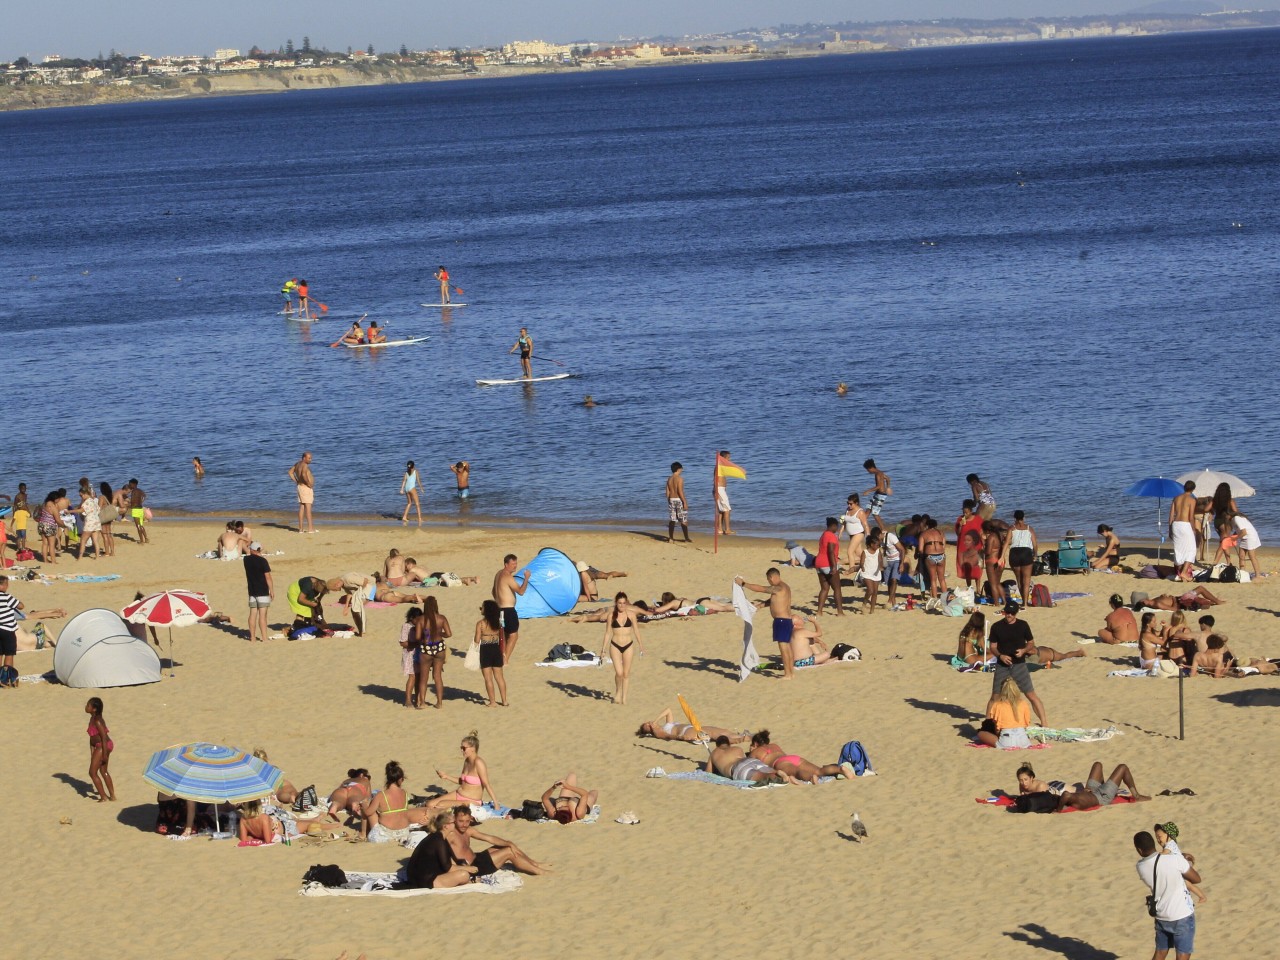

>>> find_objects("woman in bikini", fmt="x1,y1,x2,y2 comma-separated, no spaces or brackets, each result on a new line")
1091,523,1122,570
748,730,847,784
841,493,868,569
475,600,508,708
982,520,1008,608
430,730,497,811
1138,612,1167,670
600,591,644,705
635,708,748,743
326,769,373,821
85,697,115,801
956,611,988,666
540,772,599,824
363,760,431,842
417,596,451,710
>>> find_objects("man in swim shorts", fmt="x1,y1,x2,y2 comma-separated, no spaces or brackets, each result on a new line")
493,553,531,664
450,460,470,498
861,458,892,530
289,451,315,533
1057,761,1150,810
665,462,690,543
127,479,149,544
814,517,844,617
706,737,785,784
444,806,548,877
736,568,795,679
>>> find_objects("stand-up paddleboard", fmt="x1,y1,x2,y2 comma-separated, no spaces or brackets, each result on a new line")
476,372,572,386
420,302,466,308
345,336,431,349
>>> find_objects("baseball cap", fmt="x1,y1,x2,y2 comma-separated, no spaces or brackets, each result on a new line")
1002,601,1020,615
785,540,800,550
249,541,262,552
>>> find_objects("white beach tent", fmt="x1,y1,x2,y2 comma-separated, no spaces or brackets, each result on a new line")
54,608,162,688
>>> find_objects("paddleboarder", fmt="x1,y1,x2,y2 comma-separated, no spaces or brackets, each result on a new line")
341,320,365,346
280,278,298,316
509,327,533,380
297,279,313,319
434,265,451,305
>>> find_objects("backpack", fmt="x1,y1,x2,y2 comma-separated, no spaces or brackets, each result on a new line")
829,643,861,662
1219,565,1238,583
519,799,546,821
1040,550,1059,575
1027,584,1053,608
0,665,18,688
837,740,873,776
302,864,347,887
1012,792,1058,814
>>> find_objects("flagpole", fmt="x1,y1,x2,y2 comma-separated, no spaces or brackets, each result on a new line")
712,451,719,555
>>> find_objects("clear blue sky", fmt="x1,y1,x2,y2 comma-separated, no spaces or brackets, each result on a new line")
2,1,1251,61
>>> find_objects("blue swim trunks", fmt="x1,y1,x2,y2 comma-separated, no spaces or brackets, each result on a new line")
772,617,794,644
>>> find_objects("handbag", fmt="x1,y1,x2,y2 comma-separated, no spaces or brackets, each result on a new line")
1146,854,1162,917
464,638,481,672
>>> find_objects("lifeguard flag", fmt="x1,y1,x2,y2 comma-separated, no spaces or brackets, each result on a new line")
716,455,746,480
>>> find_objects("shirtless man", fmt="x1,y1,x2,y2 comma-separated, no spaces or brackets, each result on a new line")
444,807,549,877
920,518,948,599
1099,594,1138,644
449,461,470,499
403,558,478,586
736,568,796,679
715,450,740,536
705,735,785,784
493,554,531,664
384,549,407,586
665,462,690,543
128,479,149,544
1169,480,1198,581
861,458,892,531
1189,615,1216,653
289,452,315,533
1056,761,1150,811
1189,634,1233,678
787,615,833,667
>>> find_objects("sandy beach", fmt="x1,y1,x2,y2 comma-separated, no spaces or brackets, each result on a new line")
4,516,1276,959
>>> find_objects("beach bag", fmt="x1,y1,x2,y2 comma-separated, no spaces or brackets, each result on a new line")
15,549,34,561
829,643,861,662
1219,565,1238,583
1027,584,1053,608
837,740,872,776
464,639,481,672
1153,659,1180,679
520,799,545,821
1012,792,1058,814
1002,580,1021,603
302,864,347,888
0,665,18,688
1041,550,1059,575
953,586,976,609
941,593,967,617
1137,565,1160,579
438,572,463,588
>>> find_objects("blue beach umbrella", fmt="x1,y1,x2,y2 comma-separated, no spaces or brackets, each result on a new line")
143,742,282,810
1123,477,1184,560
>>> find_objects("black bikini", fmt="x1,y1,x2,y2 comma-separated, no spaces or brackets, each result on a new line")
611,614,634,654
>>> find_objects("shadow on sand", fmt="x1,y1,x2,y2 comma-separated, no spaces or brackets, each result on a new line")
1003,923,1119,959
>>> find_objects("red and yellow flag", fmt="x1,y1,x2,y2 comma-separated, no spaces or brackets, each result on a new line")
716,454,746,480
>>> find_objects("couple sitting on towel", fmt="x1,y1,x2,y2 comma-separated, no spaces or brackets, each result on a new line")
400,805,550,889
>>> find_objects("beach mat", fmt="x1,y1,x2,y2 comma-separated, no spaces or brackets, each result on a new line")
654,769,834,790
975,794,1138,813
534,655,601,668
301,870,523,897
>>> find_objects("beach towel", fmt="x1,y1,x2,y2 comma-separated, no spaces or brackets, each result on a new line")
975,794,1138,813
57,574,122,584
1028,725,1121,743
534,654,601,668
733,582,759,681
1109,669,1157,678
951,656,995,672
532,805,601,825
1049,592,1091,602
968,741,1051,751
1078,638,1140,647
1171,521,1196,565
301,870,523,897
654,769,835,789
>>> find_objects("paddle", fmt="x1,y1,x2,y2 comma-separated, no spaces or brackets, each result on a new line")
329,314,369,348
451,285,464,296
531,355,566,367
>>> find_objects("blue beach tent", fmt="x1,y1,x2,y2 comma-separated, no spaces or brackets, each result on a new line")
514,548,580,619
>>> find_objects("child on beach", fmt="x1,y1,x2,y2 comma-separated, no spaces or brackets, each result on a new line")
401,608,423,708
450,460,470,498
85,697,115,801
1155,822,1207,903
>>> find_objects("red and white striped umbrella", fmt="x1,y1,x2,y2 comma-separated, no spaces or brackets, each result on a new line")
122,589,210,626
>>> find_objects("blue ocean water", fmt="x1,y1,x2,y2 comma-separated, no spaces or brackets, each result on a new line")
2,29,1278,540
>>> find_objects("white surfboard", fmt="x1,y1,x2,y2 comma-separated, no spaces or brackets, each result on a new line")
420,302,467,308
475,372,572,386
345,336,431,349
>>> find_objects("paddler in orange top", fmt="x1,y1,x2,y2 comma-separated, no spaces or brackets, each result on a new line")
367,321,387,344
434,265,450,305
297,279,312,319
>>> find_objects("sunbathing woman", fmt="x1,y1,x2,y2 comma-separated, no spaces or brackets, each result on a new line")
371,573,426,605
636,708,748,743
601,591,644,705
956,612,988,665
540,773,599,823
1136,586,1226,611
403,559,479,586
85,697,115,801
1015,763,1063,796
363,760,432,842
429,730,498,811
748,731,847,783
326,768,373,821
1025,640,1085,669
1091,524,1121,569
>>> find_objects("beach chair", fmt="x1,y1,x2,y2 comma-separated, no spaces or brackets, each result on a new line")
1056,538,1089,574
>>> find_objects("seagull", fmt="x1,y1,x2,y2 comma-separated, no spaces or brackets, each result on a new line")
849,812,868,842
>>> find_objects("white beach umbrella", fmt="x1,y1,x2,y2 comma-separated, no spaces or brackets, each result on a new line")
1175,469,1255,498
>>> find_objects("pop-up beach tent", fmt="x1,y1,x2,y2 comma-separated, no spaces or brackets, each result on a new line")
54,608,162,688
514,548,580,619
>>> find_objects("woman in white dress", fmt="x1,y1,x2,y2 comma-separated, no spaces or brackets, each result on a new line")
73,482,103,560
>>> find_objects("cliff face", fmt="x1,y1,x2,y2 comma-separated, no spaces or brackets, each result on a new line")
0,64,479,111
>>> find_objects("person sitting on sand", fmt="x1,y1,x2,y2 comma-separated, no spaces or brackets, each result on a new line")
325,768,373,822
1099,593,1138,644
1138,612,1168,670
363,760,432,842
400,811,478,890
705,735,787,784
443,805,550,877
575,561,627,602
957,611,989,666
217,522,249,560
978,677,1032,748
1056,761,1150,811
636,708,748,743
748,730,851,783
384,549,407,586
1132,586,1226,612
287,576,329,627
1188,634,1234,678
540,773,599,823
788,615,833,667
1091,524,1121,570
428,730,498,811
237,797,301,844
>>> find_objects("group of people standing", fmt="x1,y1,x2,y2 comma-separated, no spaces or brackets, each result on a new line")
3,478,147,565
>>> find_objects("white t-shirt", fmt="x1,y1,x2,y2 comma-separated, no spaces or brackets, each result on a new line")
861,547,883,581
883,532,902,562
1135,852,1194,922
1233,515,1261,551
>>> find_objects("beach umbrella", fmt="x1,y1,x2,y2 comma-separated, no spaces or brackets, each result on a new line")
677,694,705,738
143,742,283,835
1175,469,1255,498
1123,477,1185,561
121,589,210,677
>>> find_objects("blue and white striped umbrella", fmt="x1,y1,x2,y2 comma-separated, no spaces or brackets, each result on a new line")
142,742,283,804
